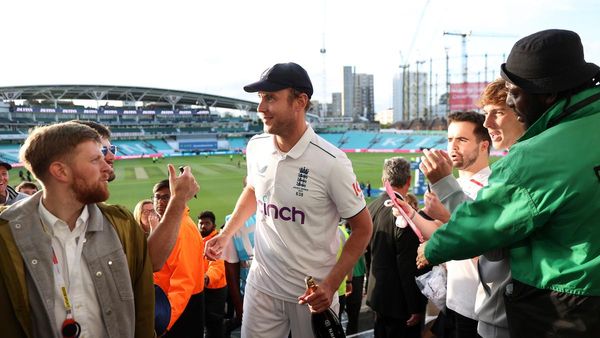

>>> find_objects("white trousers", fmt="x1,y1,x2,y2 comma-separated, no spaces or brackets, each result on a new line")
241,283,339,338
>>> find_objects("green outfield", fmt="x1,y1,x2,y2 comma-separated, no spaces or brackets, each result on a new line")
9,153,421,225
106,153,423,224
9,152,504,225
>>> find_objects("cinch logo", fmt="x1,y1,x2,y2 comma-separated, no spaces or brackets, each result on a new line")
257,200,306,224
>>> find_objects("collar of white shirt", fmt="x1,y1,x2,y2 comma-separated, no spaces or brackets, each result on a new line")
38,199,90,237
269,124,315,159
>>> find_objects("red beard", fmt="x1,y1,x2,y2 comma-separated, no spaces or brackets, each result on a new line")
72,174,109,204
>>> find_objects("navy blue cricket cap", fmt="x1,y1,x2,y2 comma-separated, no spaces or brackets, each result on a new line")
0,161,12,170
244,62,313,98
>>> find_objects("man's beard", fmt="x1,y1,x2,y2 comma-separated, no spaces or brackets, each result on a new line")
453,151,478,170
73,174,109,204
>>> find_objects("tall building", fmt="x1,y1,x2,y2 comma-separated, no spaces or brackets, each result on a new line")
342,66,375,121
375,108,394,125
330,92,342,116
354,73,375,121
393,70,428,122
315,92,342,117
342,66,354,118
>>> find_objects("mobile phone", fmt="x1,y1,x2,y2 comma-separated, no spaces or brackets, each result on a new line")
393,191,405,201
178,166,197,198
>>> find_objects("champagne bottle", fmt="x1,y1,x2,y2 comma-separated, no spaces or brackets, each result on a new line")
304,276,346,338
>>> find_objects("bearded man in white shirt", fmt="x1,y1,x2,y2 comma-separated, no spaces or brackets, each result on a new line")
419,111,491,338
0,122,154,338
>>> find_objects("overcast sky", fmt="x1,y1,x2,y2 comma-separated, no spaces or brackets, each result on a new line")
2,0,599,111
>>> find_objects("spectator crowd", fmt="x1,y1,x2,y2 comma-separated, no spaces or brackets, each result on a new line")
1,29,599,338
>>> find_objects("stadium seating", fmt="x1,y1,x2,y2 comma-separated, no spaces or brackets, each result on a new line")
227,137,248,149
339,131,378,149
143,127,178,135
113,140,158,156
368,132,446,150
0,143,20,163
319,133,345,147
146,139,175,153
1,96,455,158
179,127,213,134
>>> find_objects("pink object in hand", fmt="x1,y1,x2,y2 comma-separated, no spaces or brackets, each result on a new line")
384,180,424,242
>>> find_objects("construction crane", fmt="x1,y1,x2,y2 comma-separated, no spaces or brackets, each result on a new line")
443,31,517,83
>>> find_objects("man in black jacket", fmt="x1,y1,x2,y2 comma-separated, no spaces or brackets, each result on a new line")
366,157,427,338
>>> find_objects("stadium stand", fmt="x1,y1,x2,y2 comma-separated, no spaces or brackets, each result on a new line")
112,140,156,156
227,137,249,150
318,133,345,147
348,131,447,151
0,143,20,163
0,84,460,166
146,139,174,152
339,131,378,149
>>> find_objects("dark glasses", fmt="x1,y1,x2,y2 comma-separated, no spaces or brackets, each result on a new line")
101,145,117,156
153,194,171,201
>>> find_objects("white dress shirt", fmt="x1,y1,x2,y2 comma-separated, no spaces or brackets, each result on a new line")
445,166,491,319
39,200,107,338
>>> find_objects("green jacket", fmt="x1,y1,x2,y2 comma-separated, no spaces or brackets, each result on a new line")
0,196,155,338
426,86,600,296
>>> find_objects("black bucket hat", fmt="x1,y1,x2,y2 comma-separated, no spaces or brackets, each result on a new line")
244,62,313,98
501,29,599,94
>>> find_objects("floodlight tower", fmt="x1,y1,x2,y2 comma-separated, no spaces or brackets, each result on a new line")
443,31,517,84
443,31,470,84
398,51,410,121
319,0,328,117
320,45,327,117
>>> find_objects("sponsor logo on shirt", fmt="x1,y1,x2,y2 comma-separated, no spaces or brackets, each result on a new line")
256,199,306,224
293,166,310,197
257,164,268,175
351,181,363,197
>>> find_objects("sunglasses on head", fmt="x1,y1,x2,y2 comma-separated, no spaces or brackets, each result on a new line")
101,145,117,156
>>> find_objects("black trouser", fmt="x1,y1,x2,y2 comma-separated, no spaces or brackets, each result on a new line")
444,308,481,338
338,294,347,319
345,275,365,335
504,279,600,338
205,286,228,338
373,312,421,338
164,291,205,338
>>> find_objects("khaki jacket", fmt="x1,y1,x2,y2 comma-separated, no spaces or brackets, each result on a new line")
0,193,155,338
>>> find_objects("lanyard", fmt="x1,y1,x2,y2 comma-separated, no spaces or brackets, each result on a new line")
50,238,86,319
42,219,86,338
